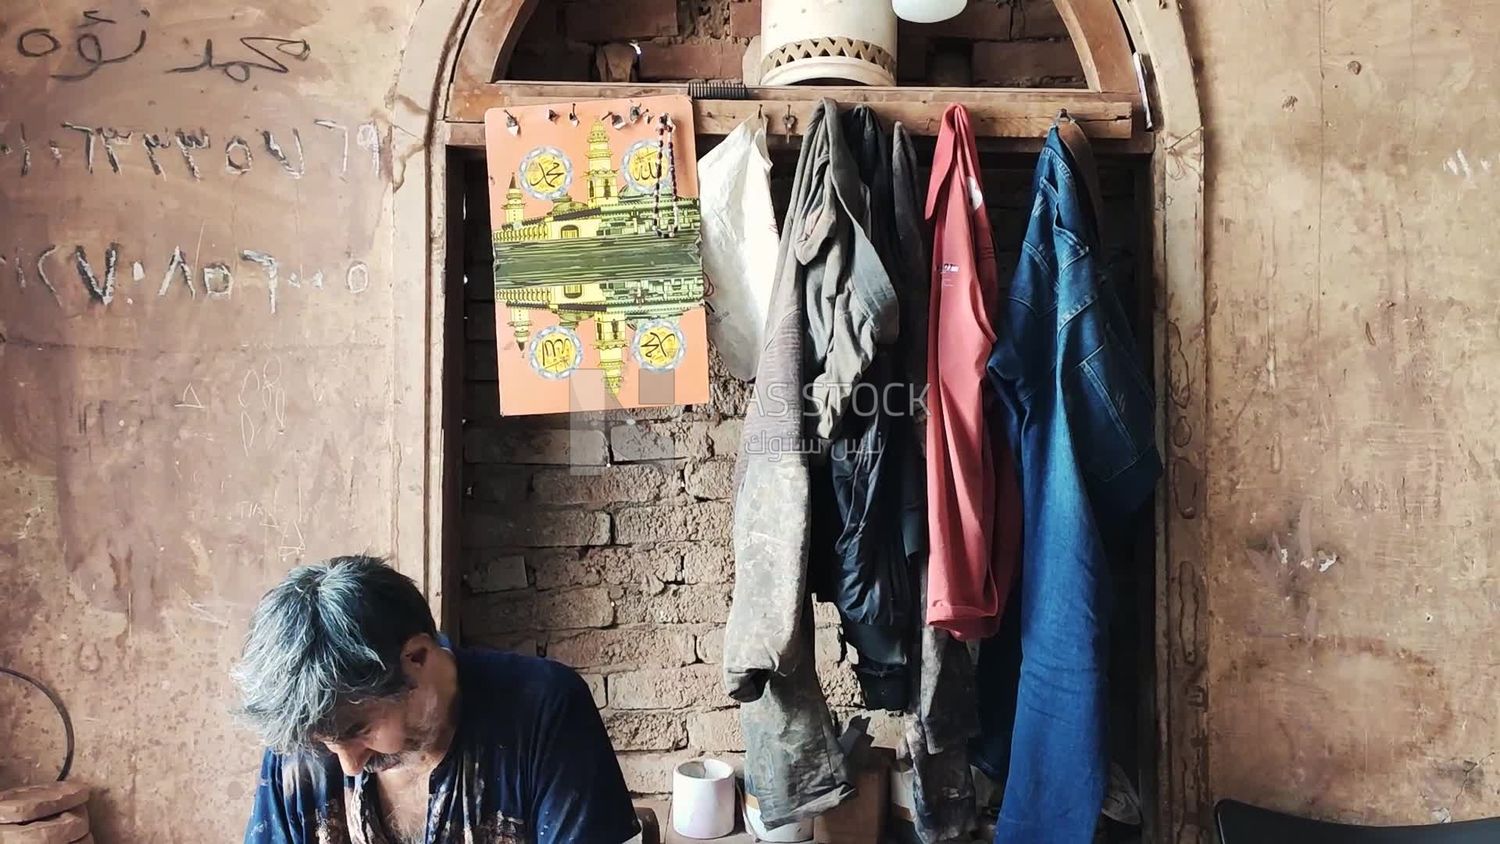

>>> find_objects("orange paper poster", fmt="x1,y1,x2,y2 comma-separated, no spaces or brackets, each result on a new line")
483,96,709,415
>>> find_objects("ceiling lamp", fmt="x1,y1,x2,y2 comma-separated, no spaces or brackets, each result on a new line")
893,0,967,24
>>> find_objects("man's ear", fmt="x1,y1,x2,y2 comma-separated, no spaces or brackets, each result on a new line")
400,634,435,673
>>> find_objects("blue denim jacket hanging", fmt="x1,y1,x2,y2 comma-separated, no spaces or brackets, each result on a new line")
978,126,1160,844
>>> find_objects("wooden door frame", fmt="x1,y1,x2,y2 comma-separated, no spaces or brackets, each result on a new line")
388,1,1210,838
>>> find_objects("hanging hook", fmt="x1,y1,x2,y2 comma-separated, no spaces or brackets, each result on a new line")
568,104,579,126
503,110,520,136
1056,107,1072,125
628,101,643,124
782,104,797,137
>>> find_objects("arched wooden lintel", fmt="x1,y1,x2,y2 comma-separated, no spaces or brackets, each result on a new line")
446,0,1136,97
441,0,1142,143
389,0,1209,838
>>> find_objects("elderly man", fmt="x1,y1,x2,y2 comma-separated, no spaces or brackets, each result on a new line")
237,555,639,844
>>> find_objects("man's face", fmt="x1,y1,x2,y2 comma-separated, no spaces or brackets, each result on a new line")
318,695,421,775
315,636,450,776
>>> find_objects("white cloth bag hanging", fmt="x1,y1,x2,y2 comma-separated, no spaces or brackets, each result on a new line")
698,116,778,382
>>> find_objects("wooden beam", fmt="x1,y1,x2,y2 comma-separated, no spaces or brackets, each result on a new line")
449,80,1136,120
446,120,1153,156
1054,0,1138,94
445,82,1140,144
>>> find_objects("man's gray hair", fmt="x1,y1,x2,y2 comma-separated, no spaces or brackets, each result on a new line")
233,555,437,752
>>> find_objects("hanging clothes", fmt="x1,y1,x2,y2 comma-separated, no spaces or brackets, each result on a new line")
808,104,912,712
891,122,979,844
975,124,1160,844
801,105,901,439
698,116,779,381
723,99,858,830
924,105,1023,642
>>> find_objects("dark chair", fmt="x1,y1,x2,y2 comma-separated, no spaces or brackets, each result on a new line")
1216,799,1500,843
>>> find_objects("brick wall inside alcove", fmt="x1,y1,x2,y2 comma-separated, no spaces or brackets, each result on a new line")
458,0,1108,796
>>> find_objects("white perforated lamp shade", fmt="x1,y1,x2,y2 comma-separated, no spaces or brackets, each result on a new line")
892,0,966,23
760,0,898,86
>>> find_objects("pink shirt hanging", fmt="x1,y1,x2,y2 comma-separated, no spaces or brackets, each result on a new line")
923,105,1023,641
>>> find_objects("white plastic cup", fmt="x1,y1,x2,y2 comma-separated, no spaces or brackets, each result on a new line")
672,758,737,839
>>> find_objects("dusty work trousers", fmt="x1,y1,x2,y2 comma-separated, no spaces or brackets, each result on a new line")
738,598,853,829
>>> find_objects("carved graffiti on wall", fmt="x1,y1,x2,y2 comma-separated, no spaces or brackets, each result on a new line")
13,8,310,85
16,9,151,81
0,118,382,180
168,36,311,84
0,243,372,314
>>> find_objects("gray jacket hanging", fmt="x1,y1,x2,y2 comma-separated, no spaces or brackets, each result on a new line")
723,99,857,829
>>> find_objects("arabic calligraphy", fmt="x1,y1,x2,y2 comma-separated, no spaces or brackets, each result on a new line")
15,9,151,81
13,10,313,86
167,36,311,84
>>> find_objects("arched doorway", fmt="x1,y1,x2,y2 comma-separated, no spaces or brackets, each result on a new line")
389,1,1208,837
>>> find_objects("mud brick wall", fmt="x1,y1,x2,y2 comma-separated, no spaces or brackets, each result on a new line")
456,326,877,794
459,168,1141,797
507,0,1086,87
469,1,1093,795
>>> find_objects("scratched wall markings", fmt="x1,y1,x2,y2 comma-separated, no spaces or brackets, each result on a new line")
0,118,382,181
1443,148,1496,180
14,9,310,85
5,242,372,314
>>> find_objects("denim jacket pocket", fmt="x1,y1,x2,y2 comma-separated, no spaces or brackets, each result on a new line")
1064,324,1156,490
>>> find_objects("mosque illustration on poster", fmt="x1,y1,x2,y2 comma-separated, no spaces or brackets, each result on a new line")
485,96,709,416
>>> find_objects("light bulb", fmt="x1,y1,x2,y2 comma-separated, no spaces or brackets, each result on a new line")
893,0,966,24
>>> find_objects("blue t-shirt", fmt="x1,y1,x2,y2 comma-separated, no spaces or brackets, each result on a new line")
244,648,639,844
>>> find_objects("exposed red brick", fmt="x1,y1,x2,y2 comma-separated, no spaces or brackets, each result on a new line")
638,40,745,81
564,0,679,42
972,39,1084,86
728,0,762,38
